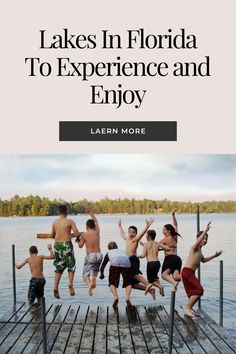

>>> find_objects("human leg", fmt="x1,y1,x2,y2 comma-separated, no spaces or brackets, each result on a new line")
54,272,62,298
183,295,200,317
162,269,179,291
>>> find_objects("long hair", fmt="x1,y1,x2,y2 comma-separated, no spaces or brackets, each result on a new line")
164,224,182,242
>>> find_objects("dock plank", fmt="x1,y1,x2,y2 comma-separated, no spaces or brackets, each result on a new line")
50,323,73,353
97,306,108,324
53,303,70,323
0,303,25,324
79,324,95,353
8,323,39,354
65,324,83,354
86,305,98,324
64,303,80,324
141,324,163,354
0,323,27,353
119,324,134,354
93,324,107,354
130,324,149,354
75,305,88,324
0,323,16,346
36,323,61,353
108,306,118,324
107,324,120,354
22,324,50,354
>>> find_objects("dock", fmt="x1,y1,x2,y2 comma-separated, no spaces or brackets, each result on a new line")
0,303,235,354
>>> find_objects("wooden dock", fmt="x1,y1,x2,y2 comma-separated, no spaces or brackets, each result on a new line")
0,302,235,354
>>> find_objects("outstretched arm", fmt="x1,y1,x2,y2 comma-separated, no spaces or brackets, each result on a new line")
172,209,178,232
16,258,28,269
202,250,223,263
134,218,154,242
87,206,100,233
118,218,129,241
138,243,147,258
158,242,171,252
43,244,54,260
193,222,211,251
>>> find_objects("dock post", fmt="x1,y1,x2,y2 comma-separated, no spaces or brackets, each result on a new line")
168,291,176,354
41,297,47,354
12,244,16,307
197,205,201,309
219,260,223,326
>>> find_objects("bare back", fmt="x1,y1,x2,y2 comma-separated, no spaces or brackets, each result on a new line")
185,247,202,271
145,240,159,262
52,217,77,242
82,229,101,254
161,235,177,256
28,255,44,278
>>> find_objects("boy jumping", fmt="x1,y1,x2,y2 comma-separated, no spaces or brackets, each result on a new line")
16,244,54,304
181,222,222,317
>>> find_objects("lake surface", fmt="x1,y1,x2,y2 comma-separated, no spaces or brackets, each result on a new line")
0,213,235,338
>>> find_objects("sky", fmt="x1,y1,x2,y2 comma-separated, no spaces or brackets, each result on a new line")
0,155,235,202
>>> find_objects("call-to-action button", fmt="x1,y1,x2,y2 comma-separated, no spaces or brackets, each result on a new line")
59,121,177,141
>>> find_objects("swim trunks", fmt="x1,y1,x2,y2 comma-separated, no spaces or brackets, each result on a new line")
28,277,46,304
109,265,132,288
83,252,103,276
147,261,161,283
161,254,182,275
129,255,142,279
181,267,204,297
53,241,76,273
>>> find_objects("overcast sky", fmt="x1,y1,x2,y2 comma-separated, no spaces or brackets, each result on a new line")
0,155,235,202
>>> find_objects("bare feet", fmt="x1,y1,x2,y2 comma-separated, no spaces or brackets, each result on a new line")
113,298,119,310
54,289,60,299
159,286,164,297
148,288,156,300
88,285,93,296
183,307,196,318
126,299,132,307
144,283,153,295
173,281,179,292
69,285,75,296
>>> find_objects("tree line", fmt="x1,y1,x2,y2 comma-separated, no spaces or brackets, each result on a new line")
0,195,235,217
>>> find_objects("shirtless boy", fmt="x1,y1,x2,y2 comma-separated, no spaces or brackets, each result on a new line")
16,244,54,304
181,221,222,317
77,207,103,296
118,218,156,299
139,230,170,297
100,242,132,308
51,205,80,299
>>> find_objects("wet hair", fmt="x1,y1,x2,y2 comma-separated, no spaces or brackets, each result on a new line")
29,246,38,254
147,230,156,240
197,231,208,238
86,219,95,230
164,224,182,241
128,226,137,234
59,205,68,215
108,242,118,250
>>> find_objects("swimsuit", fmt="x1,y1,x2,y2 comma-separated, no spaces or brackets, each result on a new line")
161,254,182,274
147,261,161,283
181,267,204,298
83,252,103,276
28,277,46,303
100,250,131,288
53,241,76,273
129,255,142,279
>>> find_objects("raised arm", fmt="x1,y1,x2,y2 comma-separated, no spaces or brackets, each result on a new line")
138,243,147,258
43,244,55,260
202,250,223,263
87,206,100,233
193,222,211,251
134,218,154,242
172,209,178,233
16,258,28,269
118,218,129,241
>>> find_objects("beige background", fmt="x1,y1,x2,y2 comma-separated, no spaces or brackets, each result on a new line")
1,0,235,153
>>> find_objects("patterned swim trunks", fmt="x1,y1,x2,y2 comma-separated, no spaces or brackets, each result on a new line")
53,241,76,273
28,277,46,304
83,252,103,276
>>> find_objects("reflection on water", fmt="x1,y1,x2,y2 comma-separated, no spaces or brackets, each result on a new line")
0,213,235,338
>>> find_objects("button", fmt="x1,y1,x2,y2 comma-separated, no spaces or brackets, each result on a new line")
59,121,177,141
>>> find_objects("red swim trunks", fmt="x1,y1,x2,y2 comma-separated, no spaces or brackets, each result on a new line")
181,267,204,298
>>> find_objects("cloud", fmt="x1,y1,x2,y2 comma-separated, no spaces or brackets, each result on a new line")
0,155,235,201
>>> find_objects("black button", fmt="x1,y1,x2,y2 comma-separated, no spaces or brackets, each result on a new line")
59,121,177,141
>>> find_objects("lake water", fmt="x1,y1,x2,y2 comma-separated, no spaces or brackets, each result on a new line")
0,213,235,338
